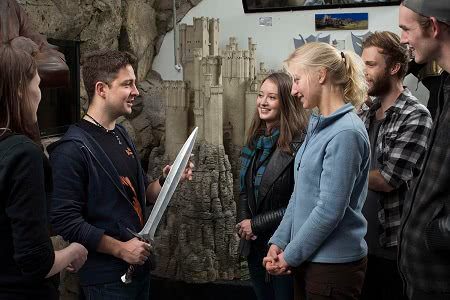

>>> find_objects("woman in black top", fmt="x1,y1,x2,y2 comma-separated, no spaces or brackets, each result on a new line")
236,72,308,300
0,44,88,299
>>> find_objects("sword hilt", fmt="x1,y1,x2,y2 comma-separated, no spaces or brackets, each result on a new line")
121,264,136,284
120,229,151,284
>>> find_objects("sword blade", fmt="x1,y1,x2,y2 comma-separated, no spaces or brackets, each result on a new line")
138,127,198,239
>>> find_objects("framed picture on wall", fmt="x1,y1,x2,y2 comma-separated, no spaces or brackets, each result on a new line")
242,0,400,13
315,13,368,31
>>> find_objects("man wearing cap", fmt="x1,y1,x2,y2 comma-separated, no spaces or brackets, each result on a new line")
398,1,450,299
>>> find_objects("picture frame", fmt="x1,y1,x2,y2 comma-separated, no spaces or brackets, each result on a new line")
242,0,400,13
315,13,368,31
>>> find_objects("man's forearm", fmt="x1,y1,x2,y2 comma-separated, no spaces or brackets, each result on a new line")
368,170,394,192
146,180,162,205
97,234,123,259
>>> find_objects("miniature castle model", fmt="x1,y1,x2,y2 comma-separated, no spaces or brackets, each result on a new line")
163,17,269,159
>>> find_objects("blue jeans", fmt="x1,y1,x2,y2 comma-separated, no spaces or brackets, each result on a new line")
247,247,294,300
82,273,150,300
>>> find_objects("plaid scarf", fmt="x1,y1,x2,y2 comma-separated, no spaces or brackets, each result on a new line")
240,129,280,202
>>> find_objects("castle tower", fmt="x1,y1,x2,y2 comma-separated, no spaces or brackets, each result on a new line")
256,62,270,83
163,81,189,160
248,38,257,81
209,18,219,56
179,23,188,66
243,50,250,80
192,48,203,90
222,37,256,146
245,81,258,134
192,48,204,140
202,56,222,85
202,73,223,145
193,17,209,57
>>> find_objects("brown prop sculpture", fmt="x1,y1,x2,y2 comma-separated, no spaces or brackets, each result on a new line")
0,0,70,88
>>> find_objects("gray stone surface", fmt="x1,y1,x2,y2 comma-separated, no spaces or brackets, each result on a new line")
19,0,201,82
121,0,158,80
19,0,201,163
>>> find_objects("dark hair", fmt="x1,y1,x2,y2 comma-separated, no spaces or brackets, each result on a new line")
362,31,409,79
0,44,39,141
246,72,309,154
82,49,137,103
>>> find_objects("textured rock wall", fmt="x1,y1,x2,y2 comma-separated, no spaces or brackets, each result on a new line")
18,0,198,79
19,0,202,166
147,143,240,283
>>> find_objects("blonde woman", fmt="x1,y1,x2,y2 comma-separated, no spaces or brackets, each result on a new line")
264,42,370,300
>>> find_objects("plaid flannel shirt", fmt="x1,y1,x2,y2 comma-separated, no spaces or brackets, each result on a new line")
359,88,432,248
399,72,450,296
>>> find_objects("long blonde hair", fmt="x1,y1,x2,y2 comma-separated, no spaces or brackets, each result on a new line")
284,42,367,107
246,72,309,154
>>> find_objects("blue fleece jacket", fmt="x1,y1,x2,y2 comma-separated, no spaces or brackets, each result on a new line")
269,103,370,266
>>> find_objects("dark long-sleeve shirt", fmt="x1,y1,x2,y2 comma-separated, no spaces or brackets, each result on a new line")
0,133,57,299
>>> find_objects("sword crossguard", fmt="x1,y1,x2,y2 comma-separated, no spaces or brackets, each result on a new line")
126,228,149,242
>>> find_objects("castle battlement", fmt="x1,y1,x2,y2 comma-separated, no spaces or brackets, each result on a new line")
166,17,269,150
179,17,220,65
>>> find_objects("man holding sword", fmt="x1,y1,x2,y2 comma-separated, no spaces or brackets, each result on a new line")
49,49,194,299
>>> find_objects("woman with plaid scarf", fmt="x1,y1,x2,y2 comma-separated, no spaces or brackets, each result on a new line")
236,72,309,300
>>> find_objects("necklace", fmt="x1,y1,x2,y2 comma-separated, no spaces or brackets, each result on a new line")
84,113,122,145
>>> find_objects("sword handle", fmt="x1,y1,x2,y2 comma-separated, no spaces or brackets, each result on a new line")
121,265,136,284
120,229,149,284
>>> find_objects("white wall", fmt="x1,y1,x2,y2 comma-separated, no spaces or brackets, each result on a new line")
153,0,429,103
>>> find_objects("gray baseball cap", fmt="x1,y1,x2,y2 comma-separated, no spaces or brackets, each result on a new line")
403,0,450,23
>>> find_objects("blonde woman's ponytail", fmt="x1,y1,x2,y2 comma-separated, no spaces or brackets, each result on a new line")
341,50,367,107
284,43,367,109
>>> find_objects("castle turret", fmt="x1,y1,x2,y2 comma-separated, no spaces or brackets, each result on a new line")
202,56,222,85
245,81,259,134
249,38,257,80
201,74,223,145
222,37,256,146
243,50,250,80
172,17,265,148
179,23,187,65
205,85,223,145
192,48,204,140
209,18,219,56
193,17,209,56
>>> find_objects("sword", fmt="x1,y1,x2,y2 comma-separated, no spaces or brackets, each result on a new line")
121,127,198,283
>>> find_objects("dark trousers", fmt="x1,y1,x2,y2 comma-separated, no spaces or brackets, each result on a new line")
408,289,450,300
82,273,150,300
293,257,367,300
361,254,406,300
247,247,294,300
